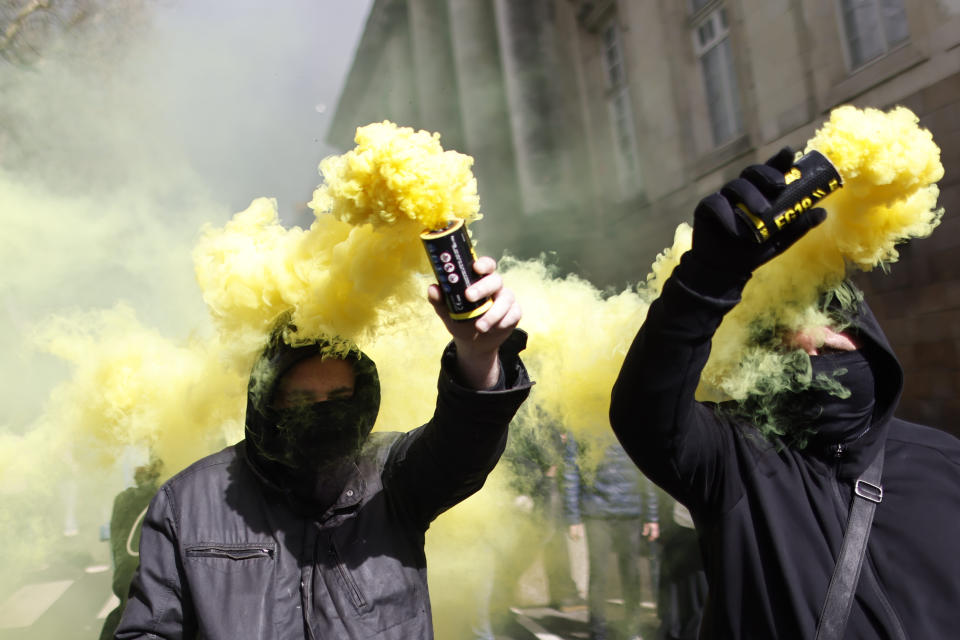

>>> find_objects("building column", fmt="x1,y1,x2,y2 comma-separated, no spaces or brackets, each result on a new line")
406,0,464,150
381,5,418,128
447,0,521,249
493,0,571,214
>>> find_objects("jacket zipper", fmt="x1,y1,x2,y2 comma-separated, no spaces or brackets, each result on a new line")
329,541,367,609
185,545,274,560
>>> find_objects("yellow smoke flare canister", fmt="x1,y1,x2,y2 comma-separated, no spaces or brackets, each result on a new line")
733,150,845,243
313,120,492,321
420,219,493,321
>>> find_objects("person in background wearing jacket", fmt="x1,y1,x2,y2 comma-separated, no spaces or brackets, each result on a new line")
98,459,161,640
565,435,659,640
115,257,532,640
471,419,584,640
654,496,706,640
609,149,960,639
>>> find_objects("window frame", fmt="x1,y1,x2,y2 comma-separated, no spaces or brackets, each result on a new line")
600,19,643,200
835,0,910,71
691,5,744,147
689,0,713,16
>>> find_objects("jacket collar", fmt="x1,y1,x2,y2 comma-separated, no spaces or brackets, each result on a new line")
316,464,366,524
242,440,368,519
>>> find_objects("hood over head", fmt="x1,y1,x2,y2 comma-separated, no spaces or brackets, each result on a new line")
819,284,902,476
727,281,902,477
243,319,381,492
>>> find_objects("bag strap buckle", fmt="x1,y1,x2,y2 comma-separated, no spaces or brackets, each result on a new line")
854,479,883,503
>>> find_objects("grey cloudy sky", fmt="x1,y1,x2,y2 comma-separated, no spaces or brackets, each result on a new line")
145,0,374,222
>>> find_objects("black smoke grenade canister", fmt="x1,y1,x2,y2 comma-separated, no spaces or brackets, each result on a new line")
420,218,493,321
735,150,843,243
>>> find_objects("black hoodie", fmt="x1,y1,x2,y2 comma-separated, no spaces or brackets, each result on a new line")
610,256,960,639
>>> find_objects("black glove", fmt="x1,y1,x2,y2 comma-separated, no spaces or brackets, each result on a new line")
680,147,827,295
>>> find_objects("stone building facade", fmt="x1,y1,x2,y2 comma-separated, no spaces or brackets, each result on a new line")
328,0,960,432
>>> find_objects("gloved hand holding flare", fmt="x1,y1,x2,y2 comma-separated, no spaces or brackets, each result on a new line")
690,105,944,401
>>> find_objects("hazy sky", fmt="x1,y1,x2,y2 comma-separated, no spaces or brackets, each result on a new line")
146,0,374,223
0,0,374,426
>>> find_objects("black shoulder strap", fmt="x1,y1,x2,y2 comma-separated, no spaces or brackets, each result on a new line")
814,447,885,640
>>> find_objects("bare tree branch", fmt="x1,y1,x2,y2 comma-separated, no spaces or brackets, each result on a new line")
1,0,56,64
0,0,150,67
2,0,52,48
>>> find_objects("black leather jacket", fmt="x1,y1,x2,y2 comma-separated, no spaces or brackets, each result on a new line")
116,333,531,639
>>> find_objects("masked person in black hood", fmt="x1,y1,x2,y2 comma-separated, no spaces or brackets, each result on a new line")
116,256,533,640
609,150,960,640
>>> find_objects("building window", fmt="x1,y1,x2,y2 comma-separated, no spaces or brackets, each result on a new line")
692,6,743,147
838,0,909,69
689,0,712,13
602,21,642,199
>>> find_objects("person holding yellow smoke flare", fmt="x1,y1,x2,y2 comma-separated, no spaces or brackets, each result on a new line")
118,122,533,639
610,105,960,640
193,120,488,369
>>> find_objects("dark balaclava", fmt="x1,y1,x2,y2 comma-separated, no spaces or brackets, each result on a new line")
725,283,878,448
244,325,380,505
799,348,876,443
726,347,876,449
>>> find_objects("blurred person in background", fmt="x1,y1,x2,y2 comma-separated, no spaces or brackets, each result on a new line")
99,459,162,640
472,416,583,640
510,419,585,611
653,496,706,640
565,435,659,640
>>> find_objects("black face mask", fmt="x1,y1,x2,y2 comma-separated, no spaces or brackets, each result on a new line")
245,350,381,479
263,394,378,472
799,349,876,440
730,348,878,447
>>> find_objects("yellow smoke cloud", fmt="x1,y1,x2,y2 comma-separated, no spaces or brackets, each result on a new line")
193,103,945,443
194,122,484,369
310,120,481,231
0,304,244,584
186,122,665,624
0,160,219,585
698,105,944,399
499,260,642,434
20,305,245,478
13,105,942,620
18,121,484,504
193,197,430,369
190,107,691,443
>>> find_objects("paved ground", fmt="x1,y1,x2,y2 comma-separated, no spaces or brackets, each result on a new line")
507,601,659,640
0,561,115,640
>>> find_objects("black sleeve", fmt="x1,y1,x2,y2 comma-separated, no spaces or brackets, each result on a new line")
383,329,533,527
115,486,197,639
609,254,745,514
